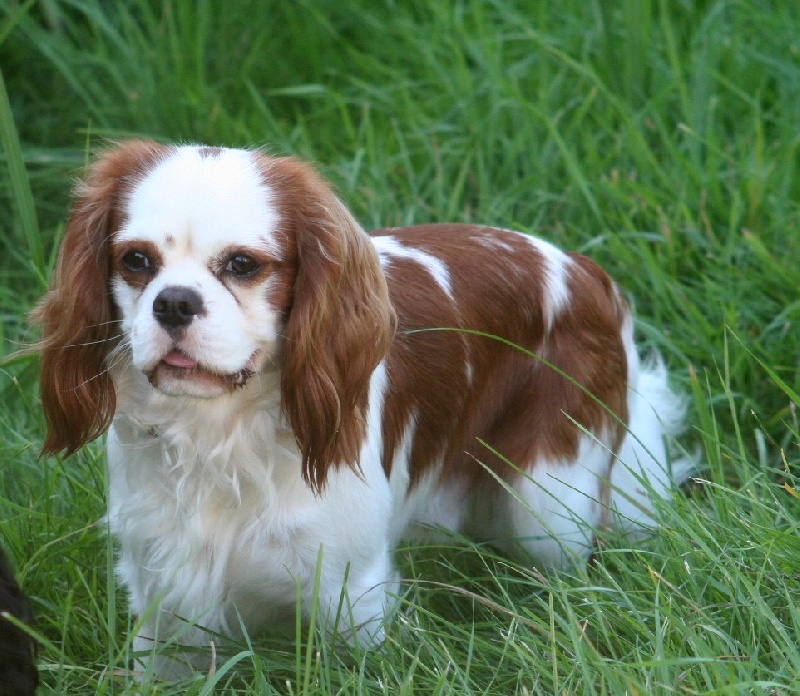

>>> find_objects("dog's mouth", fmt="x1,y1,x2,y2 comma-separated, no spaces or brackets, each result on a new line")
147,350,256,391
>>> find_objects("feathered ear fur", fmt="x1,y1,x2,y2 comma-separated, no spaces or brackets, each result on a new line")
262,157,396,492
34,140,167,456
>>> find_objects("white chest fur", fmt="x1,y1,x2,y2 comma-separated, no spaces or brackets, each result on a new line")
106,370,395,655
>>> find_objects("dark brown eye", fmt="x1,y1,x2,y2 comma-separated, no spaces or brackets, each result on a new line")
122,250,152,272
225,254,260,277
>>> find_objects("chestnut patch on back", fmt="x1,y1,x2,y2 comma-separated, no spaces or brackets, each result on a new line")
373,224,628,490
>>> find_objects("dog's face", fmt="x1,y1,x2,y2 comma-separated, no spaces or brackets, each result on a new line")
110,147,288,397
36,141,395,488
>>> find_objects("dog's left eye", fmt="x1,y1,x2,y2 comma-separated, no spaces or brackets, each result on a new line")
224,254,261,277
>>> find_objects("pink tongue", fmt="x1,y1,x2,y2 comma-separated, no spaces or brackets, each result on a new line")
162,351,198,369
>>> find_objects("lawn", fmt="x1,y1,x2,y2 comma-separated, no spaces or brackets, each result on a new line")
1,1,799,693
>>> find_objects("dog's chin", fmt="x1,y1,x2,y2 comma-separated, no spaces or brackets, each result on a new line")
145,351,257,398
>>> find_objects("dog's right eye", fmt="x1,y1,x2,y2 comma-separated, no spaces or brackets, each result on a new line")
122,250,152,272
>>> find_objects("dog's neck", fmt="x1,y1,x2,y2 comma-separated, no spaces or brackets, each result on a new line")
108,361,297,504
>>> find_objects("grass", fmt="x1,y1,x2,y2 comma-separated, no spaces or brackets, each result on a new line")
0,0,798,692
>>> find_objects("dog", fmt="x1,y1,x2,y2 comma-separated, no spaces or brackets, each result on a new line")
0,545,38,694
35,141,688,677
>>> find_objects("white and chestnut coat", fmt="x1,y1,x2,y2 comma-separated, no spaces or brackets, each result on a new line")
36,141,687,677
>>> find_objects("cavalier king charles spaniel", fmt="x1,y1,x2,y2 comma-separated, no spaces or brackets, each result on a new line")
36,141,689,677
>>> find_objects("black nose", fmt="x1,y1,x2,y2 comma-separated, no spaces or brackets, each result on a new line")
153,286,204,330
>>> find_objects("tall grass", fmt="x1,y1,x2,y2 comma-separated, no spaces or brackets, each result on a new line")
1,0,799,692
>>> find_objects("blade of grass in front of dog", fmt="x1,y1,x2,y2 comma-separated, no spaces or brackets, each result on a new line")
301,544,323,695
198,650,257,695
105,515,117,677
293,574,302,693
288,544,323,694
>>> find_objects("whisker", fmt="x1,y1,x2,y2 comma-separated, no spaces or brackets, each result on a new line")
64,345,132,393
57,335,122,349
83,319,124,329
107,343,133,369
66,367,113,392
5,319,123,355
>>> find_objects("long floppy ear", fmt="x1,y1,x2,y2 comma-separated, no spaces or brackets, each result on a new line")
263,157,396,492
33,140,167,456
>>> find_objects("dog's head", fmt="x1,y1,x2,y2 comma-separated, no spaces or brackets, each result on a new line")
35,141,394,488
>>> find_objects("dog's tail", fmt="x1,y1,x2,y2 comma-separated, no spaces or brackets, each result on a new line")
610,355,694,537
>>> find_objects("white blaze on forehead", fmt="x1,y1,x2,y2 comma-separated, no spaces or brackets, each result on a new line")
118,146,282,258
372,235,454,299
523,234,572,331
